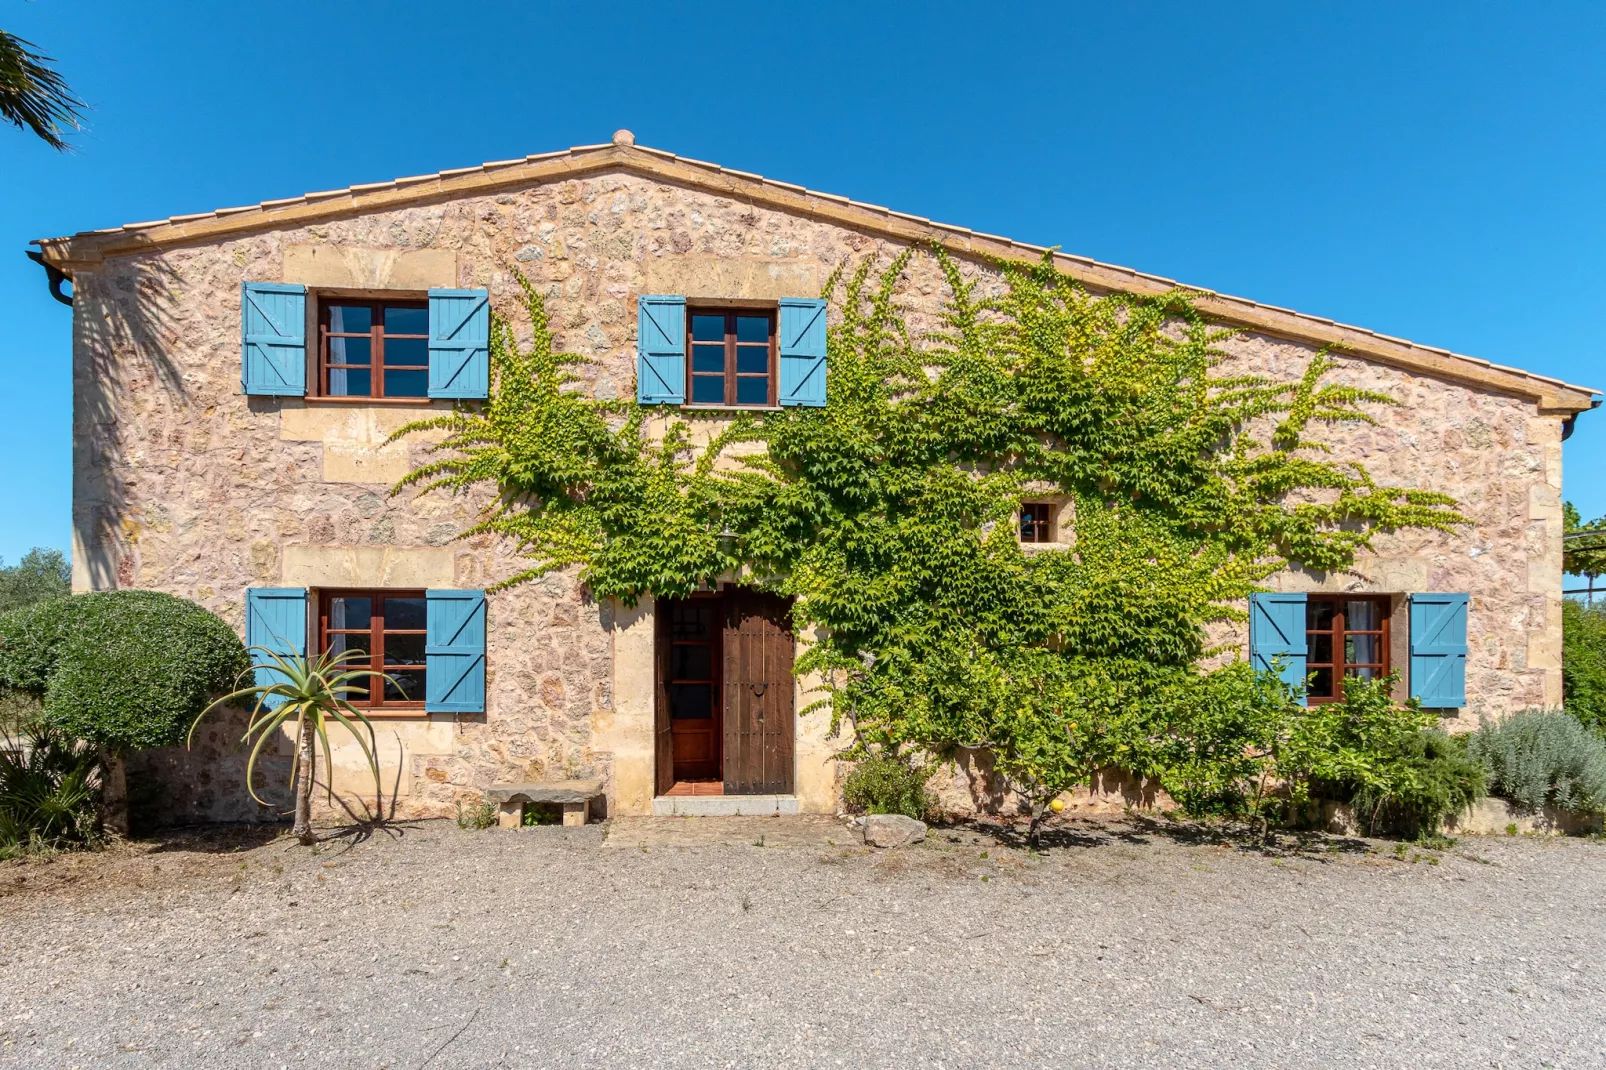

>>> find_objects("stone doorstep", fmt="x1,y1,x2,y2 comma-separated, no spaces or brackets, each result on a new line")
651,794,801,817
488,779,605,829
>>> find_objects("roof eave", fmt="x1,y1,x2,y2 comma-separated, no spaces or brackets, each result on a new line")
29,141,1601,416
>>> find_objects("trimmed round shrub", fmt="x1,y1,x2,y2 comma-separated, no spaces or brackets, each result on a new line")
0,591,249,752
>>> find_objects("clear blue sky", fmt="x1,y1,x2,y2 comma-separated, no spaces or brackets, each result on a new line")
4,1,1605,565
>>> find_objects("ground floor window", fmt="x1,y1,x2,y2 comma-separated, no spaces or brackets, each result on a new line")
318,589,427,710
1305,595,1391,702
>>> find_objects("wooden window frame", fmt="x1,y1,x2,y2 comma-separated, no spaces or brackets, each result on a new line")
317,588,428,715
1304,594,1391,704
307,289,430,402
684,304,778,408
1020,503,1053,543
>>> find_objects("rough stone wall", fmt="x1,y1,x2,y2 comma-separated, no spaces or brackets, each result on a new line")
69,168,1563,822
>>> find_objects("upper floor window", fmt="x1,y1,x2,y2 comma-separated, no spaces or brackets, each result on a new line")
688,308,776,407
319,589,428,710
1305,595,1390,703
318,298,430,399
1020,503,1053,543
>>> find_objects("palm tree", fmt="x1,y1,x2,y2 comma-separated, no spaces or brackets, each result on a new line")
192,647,394,844
1,29,84,150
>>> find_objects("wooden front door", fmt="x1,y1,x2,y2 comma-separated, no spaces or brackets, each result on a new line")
658,598,723,784
722,591,795,795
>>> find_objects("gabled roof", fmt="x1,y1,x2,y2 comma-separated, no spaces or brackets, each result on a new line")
31,130,1598,415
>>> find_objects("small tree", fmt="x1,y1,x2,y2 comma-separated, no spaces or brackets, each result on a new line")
194,647,389,844
0,547,71,615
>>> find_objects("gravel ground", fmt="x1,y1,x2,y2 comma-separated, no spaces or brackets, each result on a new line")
2,816,1603,1069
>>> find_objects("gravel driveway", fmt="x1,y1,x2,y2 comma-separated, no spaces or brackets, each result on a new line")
1,816,1602,1069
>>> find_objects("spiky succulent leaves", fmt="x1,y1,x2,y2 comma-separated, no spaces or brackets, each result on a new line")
194,645,398,808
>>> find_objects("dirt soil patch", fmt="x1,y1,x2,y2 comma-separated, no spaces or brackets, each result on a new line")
2,816,1603,1068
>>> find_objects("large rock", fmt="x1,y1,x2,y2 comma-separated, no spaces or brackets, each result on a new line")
862,813,927,848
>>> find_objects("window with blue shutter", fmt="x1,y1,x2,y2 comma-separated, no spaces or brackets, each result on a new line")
427,289,490,399
426,589,487,714
1250,592,1308,703
245,588,307,710
241,283,307,396
1410,593,1468,707
637,295,686,404
778,298,827,407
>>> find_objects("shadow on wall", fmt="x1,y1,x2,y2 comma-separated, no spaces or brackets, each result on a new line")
125,702,291,829
935,748,1171,818
73,259,188,591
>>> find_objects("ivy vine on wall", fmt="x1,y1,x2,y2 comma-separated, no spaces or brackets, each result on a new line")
391,248,1466,821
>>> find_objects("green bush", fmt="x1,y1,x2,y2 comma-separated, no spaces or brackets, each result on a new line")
1563,599,1606,738
0,548,71,615
1283,675,1485,837
0,590,250,753
1465,709,1606,815
841,753,936,820
0,720,103,856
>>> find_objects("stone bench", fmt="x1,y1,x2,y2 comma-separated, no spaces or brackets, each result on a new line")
486,780,605,828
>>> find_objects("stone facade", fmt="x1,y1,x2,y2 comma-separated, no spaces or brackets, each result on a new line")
57,153,1581,825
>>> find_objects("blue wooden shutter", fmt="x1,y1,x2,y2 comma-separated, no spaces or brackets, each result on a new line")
1410,593,1468,707
245,588,307,710
778,298,827,407
1250,592,1308,703
426,589,487,713
241,283,306,396
636,295,686,404
427,289,490,399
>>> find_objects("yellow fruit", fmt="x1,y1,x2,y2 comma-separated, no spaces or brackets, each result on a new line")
1049,798,1066,813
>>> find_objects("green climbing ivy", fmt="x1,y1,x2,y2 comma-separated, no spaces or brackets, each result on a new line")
392,249,1466,827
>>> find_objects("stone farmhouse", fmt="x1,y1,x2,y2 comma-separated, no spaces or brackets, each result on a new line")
29,130,1598,825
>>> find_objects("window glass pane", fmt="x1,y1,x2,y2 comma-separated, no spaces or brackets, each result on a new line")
735,316,770,344
691,314,725,342
383,337,428,367
384,597,426,630
384,370,429,398
691,376,726,404
384,671,423,703
328,632,366,660
330,597,372,630
692,344,725,374
1308,667,1335,698
329,336,371,366
384,633,426,666
671,644,712,680
1307,600,1335,630
383,306,428,334
1346,600,1380,630
670,683,713,719
670,604,712,640
328,305,372,333
1347,665,1380,681
1346,634,1380,666
735,377,769,406
1309,633,1333,665
329,369,371,397
735,347,768,374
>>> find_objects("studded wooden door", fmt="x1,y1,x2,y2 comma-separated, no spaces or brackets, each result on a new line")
722,591,795,795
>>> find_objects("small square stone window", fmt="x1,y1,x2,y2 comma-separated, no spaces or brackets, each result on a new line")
1019,503,1053,543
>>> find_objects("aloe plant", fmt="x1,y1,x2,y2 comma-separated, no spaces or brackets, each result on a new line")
192,646,398,844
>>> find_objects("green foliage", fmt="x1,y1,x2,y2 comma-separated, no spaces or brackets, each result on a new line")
0,591,250,753
1563,501,1606,580
0,547,70,615
840,752,937,820
456,798,497,830
1281,676,1484,837
0,30,85,151
192,645,390,812
393,252,1466,823
1465,709,1606,815
1562,598,1606,737
0,720,103,857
